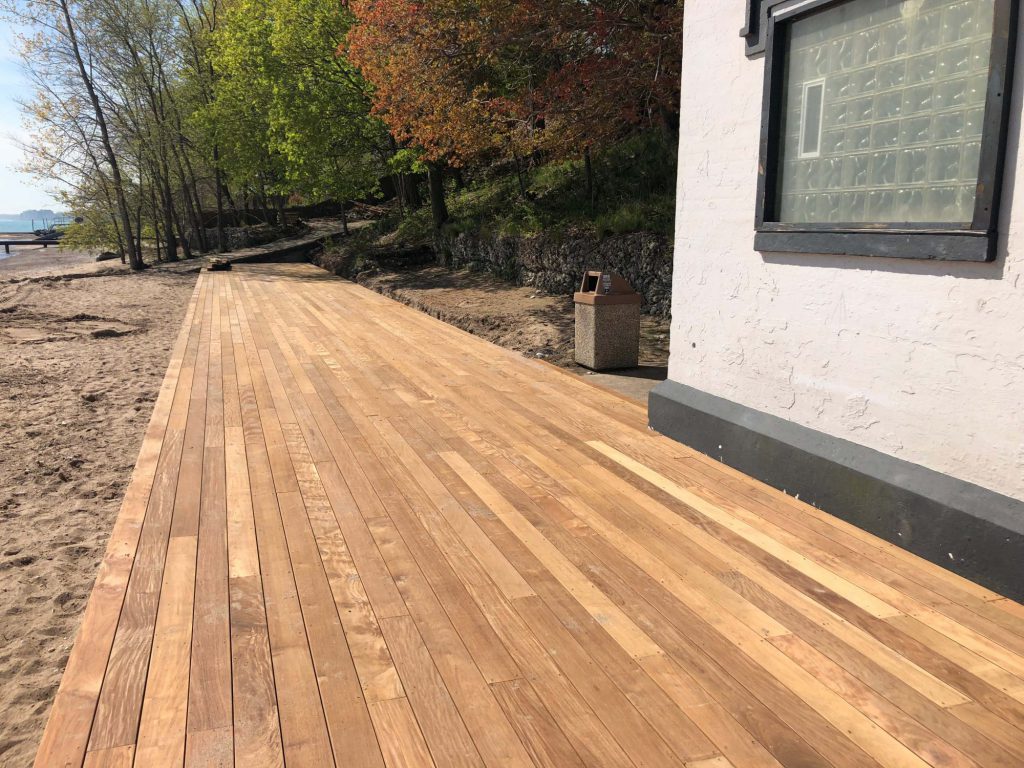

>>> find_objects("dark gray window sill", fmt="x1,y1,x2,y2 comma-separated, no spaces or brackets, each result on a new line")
754,229,995,262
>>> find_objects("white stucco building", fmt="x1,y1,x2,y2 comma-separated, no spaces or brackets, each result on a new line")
650,0,1024,597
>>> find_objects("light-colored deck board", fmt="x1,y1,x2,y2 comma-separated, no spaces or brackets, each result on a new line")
37,263,1024,767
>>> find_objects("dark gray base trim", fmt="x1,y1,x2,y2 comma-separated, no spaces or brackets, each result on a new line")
649,379,1024,601
754,230,994,262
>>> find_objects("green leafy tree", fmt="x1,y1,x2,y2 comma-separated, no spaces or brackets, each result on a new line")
206,0,386,227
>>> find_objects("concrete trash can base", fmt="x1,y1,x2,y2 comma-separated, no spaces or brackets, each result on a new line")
574,271,641,370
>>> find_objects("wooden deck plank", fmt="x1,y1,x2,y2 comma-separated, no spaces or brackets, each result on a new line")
133,535,199,768
224,280,285,767
235,297,338,768
133,281,214,768
270,266,1024,765
256,264,1024,765
186,281,233,762
297,339,524,685
368,697,436,768
296,290,958,768
34,277,204,768
489,678,587,768
82,744,134,768
367,516,535,768
379,615,485,768
277,283,870,768
284,425,405,704
86,279,207,756
36,264,1024,768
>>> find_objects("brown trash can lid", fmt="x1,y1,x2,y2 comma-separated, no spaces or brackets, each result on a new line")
574,271,642,305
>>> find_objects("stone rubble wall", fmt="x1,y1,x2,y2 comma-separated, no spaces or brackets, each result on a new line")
197,223,298,252
439,230,673,317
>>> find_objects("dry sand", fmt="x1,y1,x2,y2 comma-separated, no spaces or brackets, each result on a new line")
0,242,110,279
0,249,198,765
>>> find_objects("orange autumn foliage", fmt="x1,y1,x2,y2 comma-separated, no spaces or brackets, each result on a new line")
346,0,682,167
347,0,519,166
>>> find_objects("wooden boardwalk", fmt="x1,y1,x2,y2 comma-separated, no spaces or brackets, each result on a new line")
35,263,1024,768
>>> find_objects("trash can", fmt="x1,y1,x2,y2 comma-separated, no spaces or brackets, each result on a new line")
573,271,641,370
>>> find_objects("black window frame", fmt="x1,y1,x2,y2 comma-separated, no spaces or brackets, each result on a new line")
750,0,1019,262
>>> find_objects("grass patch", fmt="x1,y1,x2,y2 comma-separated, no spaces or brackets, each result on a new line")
379,130,677,246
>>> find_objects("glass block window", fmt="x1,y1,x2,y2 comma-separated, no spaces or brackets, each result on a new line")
775,0,996,225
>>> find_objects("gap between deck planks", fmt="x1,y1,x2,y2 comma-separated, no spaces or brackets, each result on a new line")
36,263,1024,768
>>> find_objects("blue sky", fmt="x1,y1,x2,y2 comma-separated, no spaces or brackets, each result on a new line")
0,18,59,214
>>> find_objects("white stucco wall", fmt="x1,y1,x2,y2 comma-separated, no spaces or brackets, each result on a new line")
669,2,1024,500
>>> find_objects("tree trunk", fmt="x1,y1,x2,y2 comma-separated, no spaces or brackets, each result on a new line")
134,197,143,259
59,0,141,269
175,207,193,259
149,180,163,262
386,135,413,211
257,185,272,225
405,174,423,209
340,202,349,236
134,150,144,258
392,174,405,216
584,145,596,211
173,152,205,253
213,144,227,252
109,211,126,264
276,195,287,227
514,154,528,198
182,170,205,252
427,162,448,230
223,182,239,222
158,164,178,261
178,140,208,252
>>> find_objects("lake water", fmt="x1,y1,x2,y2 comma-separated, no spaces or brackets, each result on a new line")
0,218,40,233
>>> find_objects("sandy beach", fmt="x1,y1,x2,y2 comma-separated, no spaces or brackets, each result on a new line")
0,248,198,765
0,240,115,279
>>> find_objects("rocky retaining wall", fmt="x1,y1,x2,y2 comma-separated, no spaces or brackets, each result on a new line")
198,223,301,252
439,230,672,317
311,243,435,281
